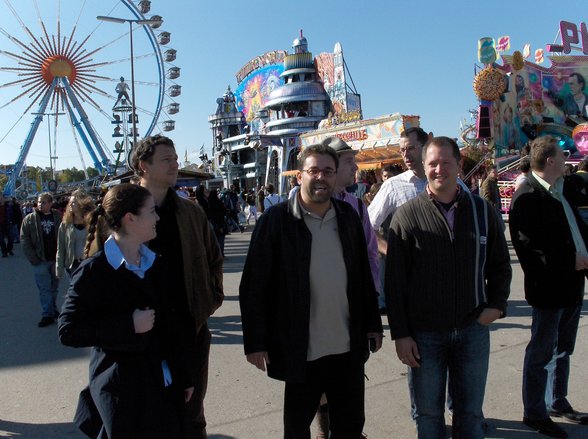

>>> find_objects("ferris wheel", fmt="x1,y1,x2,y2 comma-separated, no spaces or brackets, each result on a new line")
0,0,181,196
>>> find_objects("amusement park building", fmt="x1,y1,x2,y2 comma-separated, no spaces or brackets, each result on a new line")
208,32,419,195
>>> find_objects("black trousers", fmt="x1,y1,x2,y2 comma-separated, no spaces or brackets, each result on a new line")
283,352,365,439
183,323,211,439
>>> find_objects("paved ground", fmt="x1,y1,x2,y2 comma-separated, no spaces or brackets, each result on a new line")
1,228,588,438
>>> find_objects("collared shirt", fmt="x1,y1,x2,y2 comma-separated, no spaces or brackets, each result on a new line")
533,171,588,256
104,235,156,279
426,185,461,240
336,190,380,291
298,196,350,361
367,170,427,230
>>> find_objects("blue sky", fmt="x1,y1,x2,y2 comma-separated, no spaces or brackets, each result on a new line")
0,0,585,170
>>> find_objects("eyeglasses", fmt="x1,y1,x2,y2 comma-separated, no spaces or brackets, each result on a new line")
399,145,417,154
301,168,336,177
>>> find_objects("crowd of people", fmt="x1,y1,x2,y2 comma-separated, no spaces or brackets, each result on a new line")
6,129,588,438
239,129,588,439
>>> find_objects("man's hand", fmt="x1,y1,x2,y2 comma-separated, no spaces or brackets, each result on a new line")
246,351,270,371
376,233,388,255
575,253,588,271
367,332,384,353
477,308,502,325
395,337,420,368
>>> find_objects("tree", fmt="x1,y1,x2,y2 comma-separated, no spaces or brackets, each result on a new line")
86,167,99,178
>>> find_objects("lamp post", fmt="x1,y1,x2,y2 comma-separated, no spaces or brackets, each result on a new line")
32,111,65,180
96,15,162,150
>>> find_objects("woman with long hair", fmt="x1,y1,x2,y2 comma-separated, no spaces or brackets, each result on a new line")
55,190,95,279
58,183,195,439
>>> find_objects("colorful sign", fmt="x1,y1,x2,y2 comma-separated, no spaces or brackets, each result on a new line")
546,21,588,55
234,64,284,122
235,50,287,84
478,37,497,65
300,115,410,149
496,36,511,52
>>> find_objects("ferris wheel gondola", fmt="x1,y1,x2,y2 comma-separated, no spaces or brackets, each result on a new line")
0,0,181,196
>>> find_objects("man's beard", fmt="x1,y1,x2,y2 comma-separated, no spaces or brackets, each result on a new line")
304,180,333,203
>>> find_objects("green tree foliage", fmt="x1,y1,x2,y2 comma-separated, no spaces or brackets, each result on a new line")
1,165,100,194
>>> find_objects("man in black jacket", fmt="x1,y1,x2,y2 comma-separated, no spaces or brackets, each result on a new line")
510,136,588,438
239,143,383,438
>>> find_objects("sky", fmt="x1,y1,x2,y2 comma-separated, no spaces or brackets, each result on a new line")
0,0,586,171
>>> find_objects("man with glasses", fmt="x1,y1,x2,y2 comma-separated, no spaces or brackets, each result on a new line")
240,143,383,438
367,127,429,317
367,127,429,255
21,192,62,327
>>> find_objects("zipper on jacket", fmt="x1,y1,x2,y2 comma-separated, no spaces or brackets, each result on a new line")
431,202,458,327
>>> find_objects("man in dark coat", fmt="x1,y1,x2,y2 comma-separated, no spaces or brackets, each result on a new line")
510,135,588,438
239,143,383,438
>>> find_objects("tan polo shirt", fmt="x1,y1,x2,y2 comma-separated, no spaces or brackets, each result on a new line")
299,198,350,361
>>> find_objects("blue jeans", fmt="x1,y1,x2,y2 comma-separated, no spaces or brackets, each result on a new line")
410,321,489,439
522,305,581,420
33,261,59,317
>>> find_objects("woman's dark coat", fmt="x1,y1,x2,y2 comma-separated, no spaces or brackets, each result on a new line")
59,251,195,439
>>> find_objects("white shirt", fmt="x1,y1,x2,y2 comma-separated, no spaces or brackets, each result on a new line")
367,170,427,229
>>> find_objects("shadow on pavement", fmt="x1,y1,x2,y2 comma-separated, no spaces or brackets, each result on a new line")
0,420,85,439
0,248,90,369
209,435,238,439
484,417,585,438
209,315,243,345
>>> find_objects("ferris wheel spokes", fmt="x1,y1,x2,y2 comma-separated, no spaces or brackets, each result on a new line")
61,78,111,171
3,78,56,196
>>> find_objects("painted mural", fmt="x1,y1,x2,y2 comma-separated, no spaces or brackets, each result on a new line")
492,56,588,155
235,64,284,122
475,22,588,157
315,45,348,116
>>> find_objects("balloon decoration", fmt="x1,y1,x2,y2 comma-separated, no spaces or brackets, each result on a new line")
475,38,506,139
478,37,497,64
512,51,524,70
573,123,588,155
473,66,507,101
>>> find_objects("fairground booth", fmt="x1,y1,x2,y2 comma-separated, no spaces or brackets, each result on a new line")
470,20,588,212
